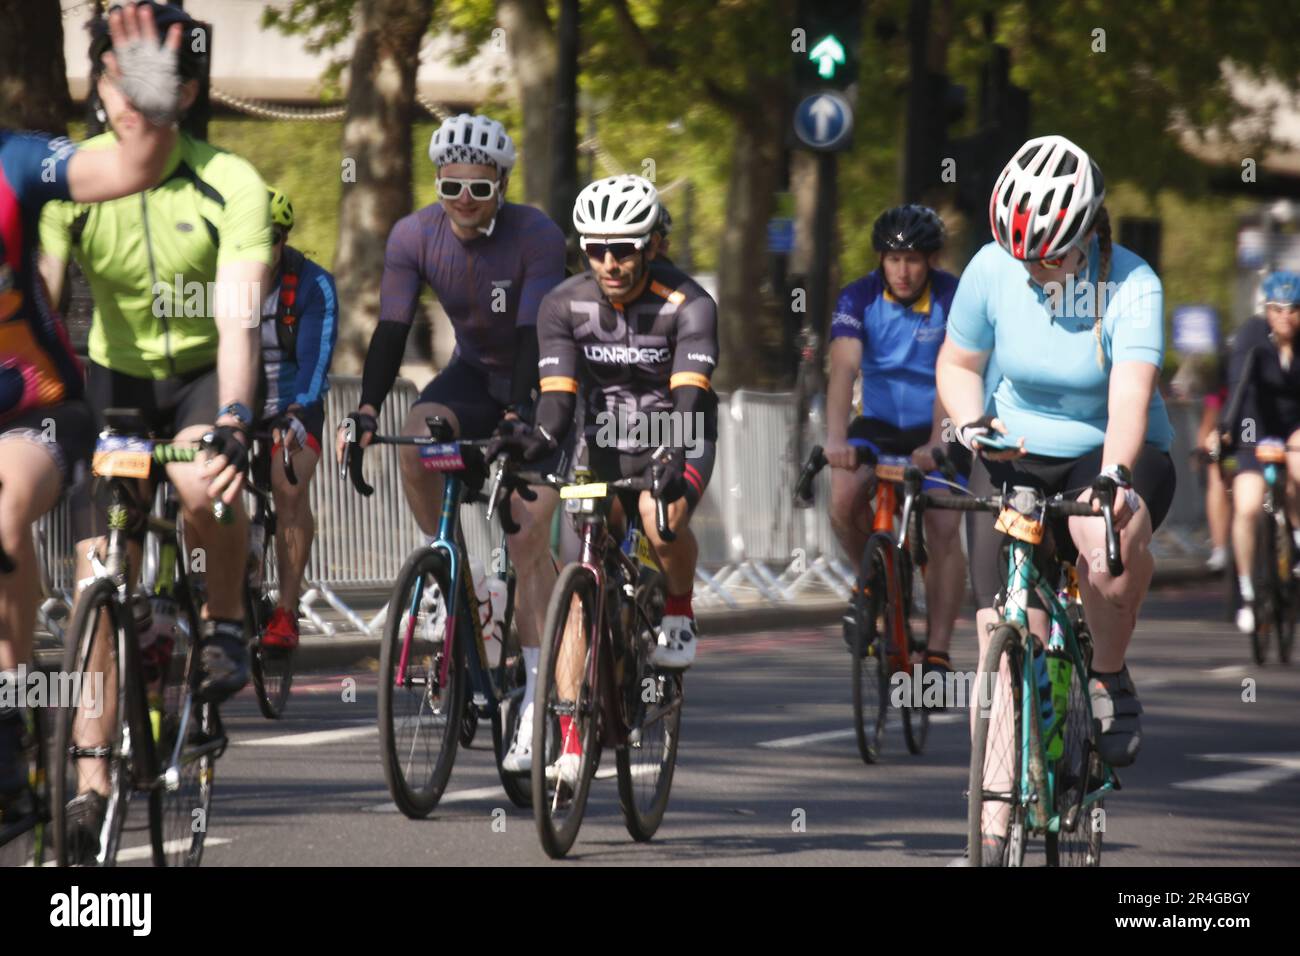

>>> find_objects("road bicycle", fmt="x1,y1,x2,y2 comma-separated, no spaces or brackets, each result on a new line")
52,410,227,866
344,417,530,817
795,440,961,762
920,465,1124,866
521,459,680,858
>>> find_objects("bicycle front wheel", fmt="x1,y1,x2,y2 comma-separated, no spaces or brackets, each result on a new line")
0,706,49,867
1045,631,1103,867
1272,514,1296,664
533,563,602,858
1252,512,1276,665
248,587,294,720
852,535,892,764
617,569,682,842
53,578,136,867
492,623,532,809
968,624,1028,867
378,548,466,818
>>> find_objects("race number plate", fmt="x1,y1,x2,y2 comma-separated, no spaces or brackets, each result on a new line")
418,442,465,472
560,482,608,500
995,507,1045,545
875,454,909,484
1256,439,1287,464
92,435,154,479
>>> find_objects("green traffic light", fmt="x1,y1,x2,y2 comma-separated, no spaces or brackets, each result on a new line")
809,35,846,79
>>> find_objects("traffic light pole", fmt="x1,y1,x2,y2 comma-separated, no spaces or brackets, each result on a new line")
809,150,837,371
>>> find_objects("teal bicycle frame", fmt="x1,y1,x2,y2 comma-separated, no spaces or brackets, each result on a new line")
999,538,1116,834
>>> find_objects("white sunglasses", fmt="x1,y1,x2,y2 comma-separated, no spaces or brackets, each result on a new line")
436,177,499,201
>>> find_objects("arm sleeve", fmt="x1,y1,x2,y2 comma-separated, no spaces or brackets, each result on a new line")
1108,266,1164,367
8,133,76,209
668,292,719,395
359,320,413,411
944,249,995,352
291,265,339,408
214,156,273,269
510,324,540,406
377,216,426,327
535,291,579,443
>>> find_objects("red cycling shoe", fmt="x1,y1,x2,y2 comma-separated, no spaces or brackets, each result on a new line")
261,607,300,651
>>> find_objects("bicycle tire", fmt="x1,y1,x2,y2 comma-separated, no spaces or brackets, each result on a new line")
377,548,466,818
248,588,294,720
0,706,49,867
149,588,216,867
460,707,479,747
852,535,892,764
53,578,136,867
896,547,929,755
968,624,1027,867
1251,511,1274,665
532,563,602,858
1272,514,1296,664
617,569,681,842
1044,628,1103,867
491,625,532,809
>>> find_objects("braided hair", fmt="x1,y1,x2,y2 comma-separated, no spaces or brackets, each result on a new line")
1091,205,1113,371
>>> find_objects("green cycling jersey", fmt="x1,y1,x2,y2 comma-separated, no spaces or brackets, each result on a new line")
40,131,273,380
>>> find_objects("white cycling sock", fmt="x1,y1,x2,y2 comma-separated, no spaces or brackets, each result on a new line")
1239,574,1255,602
522,647,540,717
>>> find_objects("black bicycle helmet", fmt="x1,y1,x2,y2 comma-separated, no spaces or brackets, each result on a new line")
871,204,945,253
88,1,208,80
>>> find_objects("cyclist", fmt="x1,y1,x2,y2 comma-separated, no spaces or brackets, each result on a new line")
1218,270,1300,633
1,4,182,818
38,1,272,850
936,135,1174,860
256,188,338,651
337,113,567,774
825,204,969,688
493,174,720,785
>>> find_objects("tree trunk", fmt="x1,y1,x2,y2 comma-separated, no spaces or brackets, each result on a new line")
0,0,73,133
713,82,786,391
332,0,435,373
497,0,556,210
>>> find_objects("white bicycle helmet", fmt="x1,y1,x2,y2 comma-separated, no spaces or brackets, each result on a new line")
572,175,660,237
428,113,516,173
989,134,1105,261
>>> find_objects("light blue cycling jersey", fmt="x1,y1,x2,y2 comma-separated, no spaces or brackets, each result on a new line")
830,269,959,431
946,237,1173,458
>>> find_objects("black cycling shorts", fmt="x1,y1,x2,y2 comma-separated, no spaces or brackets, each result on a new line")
84,361,221,438
0,402,94,490
587,440,716,515
966,444,1176,609
847,416,972,479
415,357,512,440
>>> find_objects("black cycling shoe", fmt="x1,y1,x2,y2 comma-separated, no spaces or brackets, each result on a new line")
193,620,250,705
65,790,108,864
0,711,30,818
920,652,953,710
1089,665,1143,768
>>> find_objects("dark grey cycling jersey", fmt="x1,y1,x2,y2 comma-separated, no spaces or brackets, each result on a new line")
536,260,719,448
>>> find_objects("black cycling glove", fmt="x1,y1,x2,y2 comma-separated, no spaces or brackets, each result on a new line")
488,419,556,464
203,425,250,475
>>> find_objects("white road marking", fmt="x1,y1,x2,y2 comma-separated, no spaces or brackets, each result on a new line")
1205,665,1249,679
757,713,962,748
239,723,375,747
115,837,233,862
360,765,659,812
1172,752,1300,793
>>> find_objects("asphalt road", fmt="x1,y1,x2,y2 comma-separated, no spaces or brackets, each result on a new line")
106,582,1300,866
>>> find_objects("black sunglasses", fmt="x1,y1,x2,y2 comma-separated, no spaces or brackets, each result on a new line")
581,240,645,262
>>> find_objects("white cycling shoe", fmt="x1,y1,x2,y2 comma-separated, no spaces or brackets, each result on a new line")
1236,604,1255,634
501,701,534,774
545,752,581,789
651,615,698,670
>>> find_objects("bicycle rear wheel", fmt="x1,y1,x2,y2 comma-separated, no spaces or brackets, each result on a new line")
492,623,532,809
968,624,1027,867
532,564,602,858
617,569,682,842
378,548,466,818
1252,512,1276,665
149,591,218,867
1045,630,1102,866
1272,515,1296,664
852,535,892,764
53,578,136,867
248,587,294,720
897,550,929,755
0,706,49,867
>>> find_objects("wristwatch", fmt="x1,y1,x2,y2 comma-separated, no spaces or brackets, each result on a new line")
217,401,253,429
1100,463,1133,488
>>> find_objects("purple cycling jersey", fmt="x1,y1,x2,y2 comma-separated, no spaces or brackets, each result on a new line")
378,201,566,375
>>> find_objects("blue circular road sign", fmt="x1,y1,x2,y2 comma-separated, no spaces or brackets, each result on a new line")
793,92,853,151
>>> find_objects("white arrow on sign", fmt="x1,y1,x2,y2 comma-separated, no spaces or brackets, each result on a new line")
808,95,840,142
1172,752,1300,793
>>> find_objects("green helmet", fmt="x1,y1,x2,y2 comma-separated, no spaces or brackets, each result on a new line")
268,187,294,230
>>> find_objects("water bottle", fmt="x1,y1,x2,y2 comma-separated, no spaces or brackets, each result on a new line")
484,576,509,667
468,559,495,661
247,522,266,588
1045,648,1073,760
1032,644,1054,731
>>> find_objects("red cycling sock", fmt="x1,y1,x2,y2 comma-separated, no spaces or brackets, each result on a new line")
665,592,694,619
558,715,582,755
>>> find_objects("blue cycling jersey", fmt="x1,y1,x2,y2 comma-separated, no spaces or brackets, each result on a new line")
946,238,1173,458
830,269,959,431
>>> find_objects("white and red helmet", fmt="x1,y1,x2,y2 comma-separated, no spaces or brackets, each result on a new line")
989,135,1105,261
